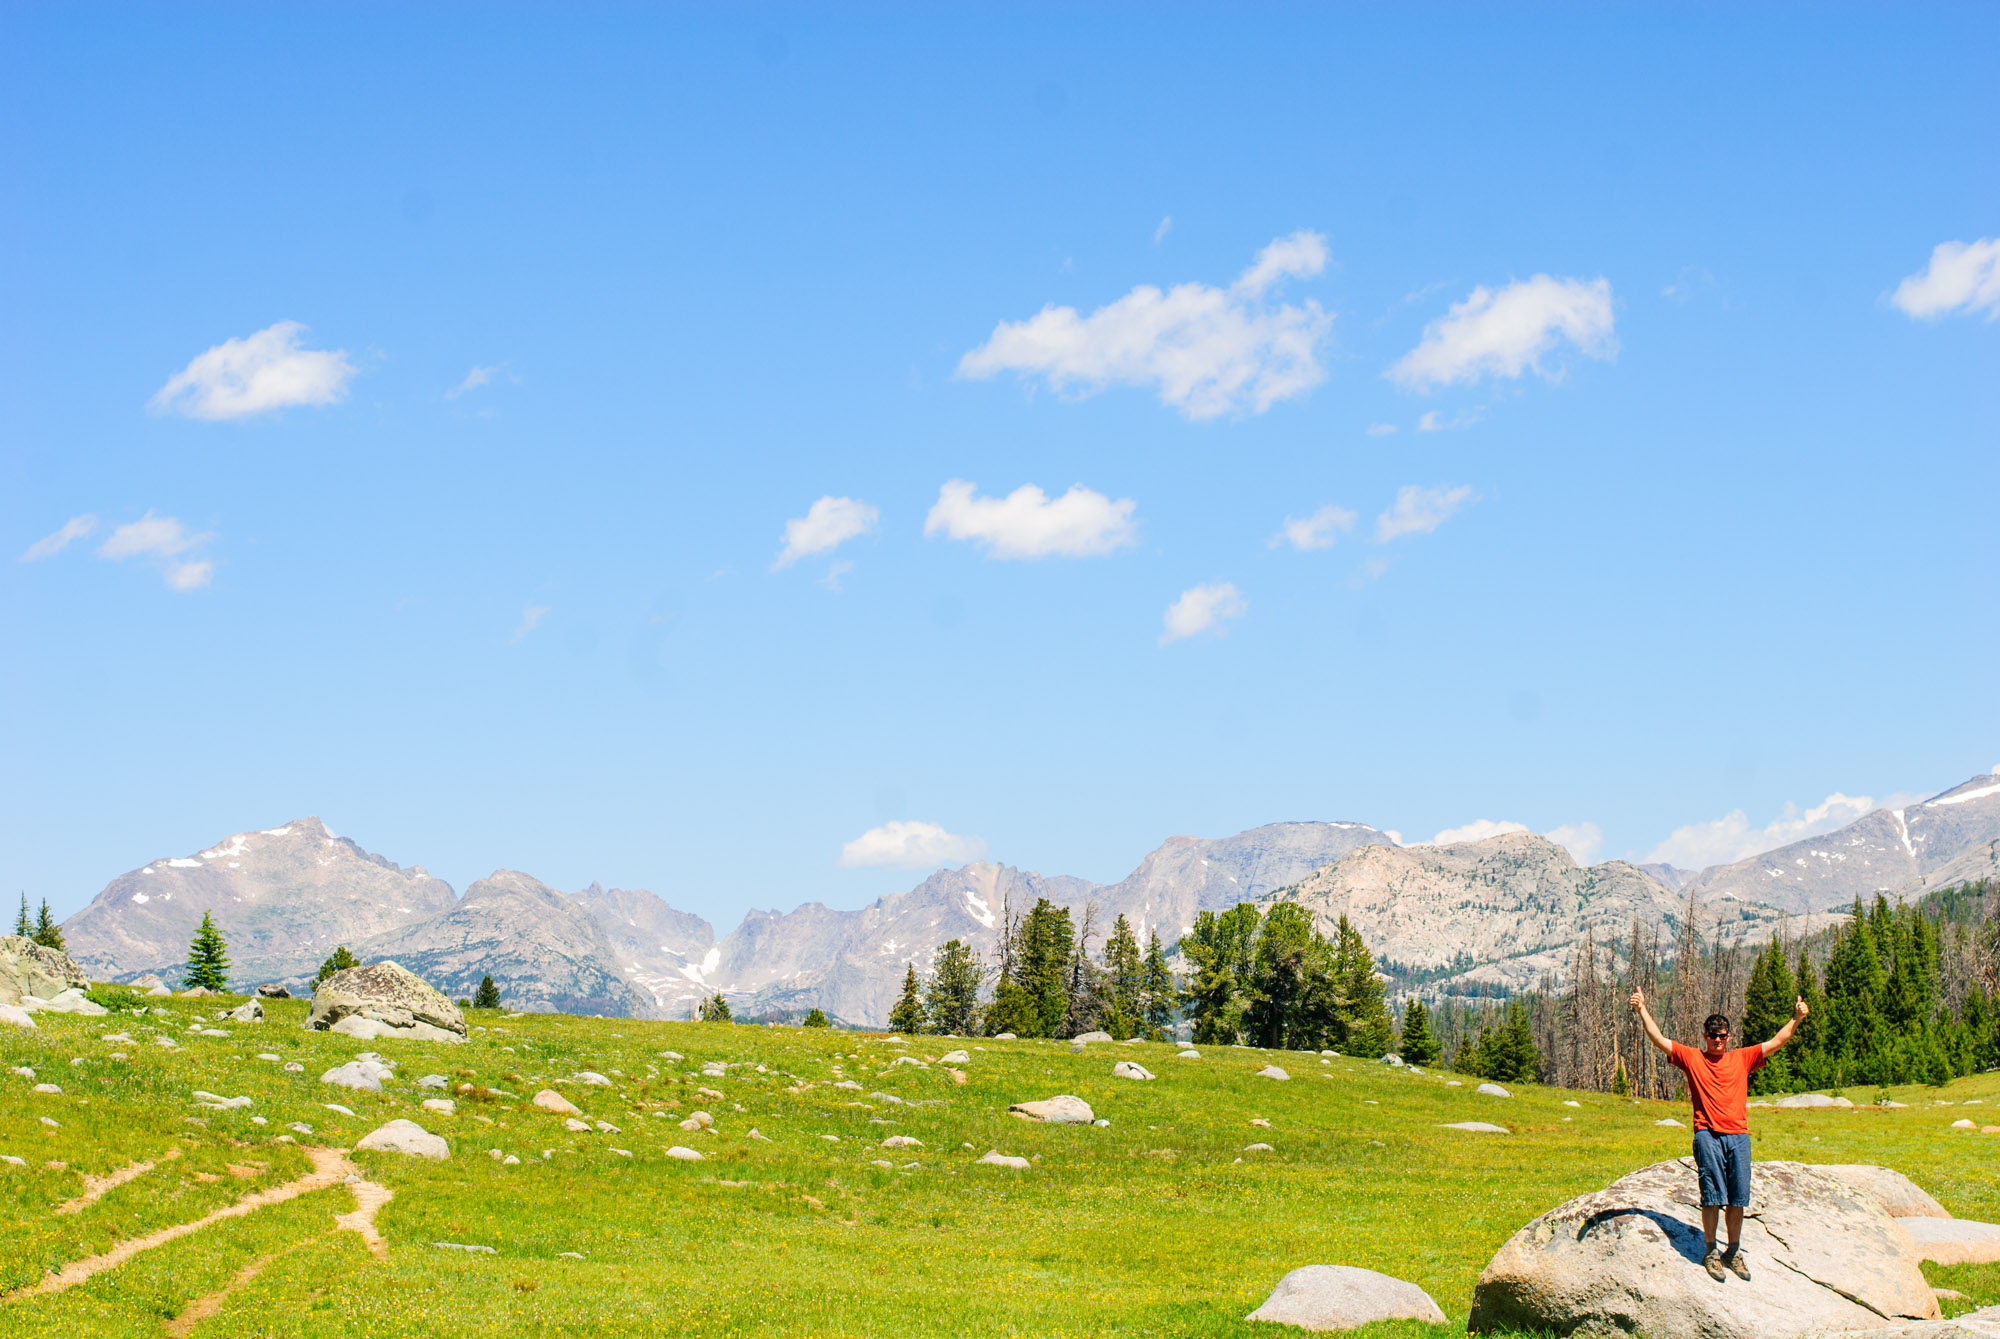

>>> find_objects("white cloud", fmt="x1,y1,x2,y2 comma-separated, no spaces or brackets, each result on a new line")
1416,407,1483,433
97,512,216,591
1545,822,1604,865
774,496,880,570
1388,275,1616,390
20,515,97,561
839,820,986,870
1427,819,1529,846
1154,216,1173,244
1644,790,1909,870
1349,556,1391,588
1159,581,1246,645
818,559,854,593
1889,237,2000,320
1365,422,1398,437
1270,504,1356,551
955,231,1332,420
510,604,551,643
446,364,502,399
149,321,356,420
1374,484,1474,542
925,480,1137,559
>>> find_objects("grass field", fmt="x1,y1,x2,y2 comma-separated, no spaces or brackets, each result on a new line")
3,995,1996,1337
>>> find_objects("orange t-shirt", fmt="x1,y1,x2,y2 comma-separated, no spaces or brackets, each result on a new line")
1669,1042,1766,1134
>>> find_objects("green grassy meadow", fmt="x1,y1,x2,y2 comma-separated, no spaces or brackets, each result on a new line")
3,996,1996,1337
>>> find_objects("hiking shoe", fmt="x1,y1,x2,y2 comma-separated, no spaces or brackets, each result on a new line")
1723,1249,1750,1281
1703,1248,1727,1281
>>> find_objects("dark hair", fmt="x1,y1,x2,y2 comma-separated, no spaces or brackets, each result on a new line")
1703,1013,1731,1040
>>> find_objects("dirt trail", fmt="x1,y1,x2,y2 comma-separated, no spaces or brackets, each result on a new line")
8,1148,391,1301
54,1148,181,1215
162,1240,308,1338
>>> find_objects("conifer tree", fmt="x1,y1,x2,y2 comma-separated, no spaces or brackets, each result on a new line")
802,1008,830,1028
13,894,29,939
1611,1054,1629,1096
924,939,982,1036
1246,903,1340,1050
1140,930,1176,1040
698,993,732,1022
1180,904,1259,1045
184,911,231,991
32,899,64,951
1332,915,1392,1057
1100,915,1144,1039
888,963,926,1034
472,974,501,1009
1741,935,1796,1093
1398,997,1440,1065
317,945,358,983
1014,899,1075,1037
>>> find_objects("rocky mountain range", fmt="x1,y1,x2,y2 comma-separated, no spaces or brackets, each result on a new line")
53,772,2000,1026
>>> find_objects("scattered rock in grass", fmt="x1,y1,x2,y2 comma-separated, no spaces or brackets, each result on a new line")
980,1151,1030,1170
1,1155,23,1167
1009,1096,1094,1124
1563,1100,1581,1107
1468,1159,1939,1339
1093,1118,1110,1127
36,988,110,1016
289,1123,313,1134
254,983,291,999
564,1118,590,1132
611,1148,632,1158
324,1103,357,1117
1178,1049,1200,1059
40,1116,58,1127
881,1135,922,1148
667,1146,703,1161
1900,1220,2000,1267
1112,1062,1154,1081
195,1027,228,1037
32,1082,61,1094
940,1050,969,1064
1812,1167,1949,1219
193,1091,251,1109
502,1155,520,1165
594,1121,620,1134
9,1066,31,1078
308,960,466,1044
1248,1264,1448,1330
225,998,263,1023
819,1134,840,1142
356,1119,450,1160
747,1129,771,1142
891,1056,927,1068
322,1060,390,1094
833,1080,863,1091
1952,1119,1975,1129
532,1090,582,1115
573,1071,612,1086
1776,1094,1853,1108
685,1110,715,1128
1476,1082,1512,1097
1443,1122,1510,1133
1381,1054,1403,1067
257,1053,280,1062
1245,1142,1275,1152
181,986,214,997
658,1051,683,1061
1656,1118,1684,1127
991,1032,1017,1040
1257,1066,1290,1081
1072,1031,1112,1044
283,1062,303,1072
871,1159,894,1168
421,1099,456,1115
1250,1118,1271,1128
434,1241,494,1253
418,1074,448,1089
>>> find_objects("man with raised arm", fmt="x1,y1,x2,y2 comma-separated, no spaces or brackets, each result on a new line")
1629,985,1809,1282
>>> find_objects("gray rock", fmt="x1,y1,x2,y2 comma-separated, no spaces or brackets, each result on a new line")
1245,1142,1275,1152
666,1146,704,1161
356,1118,449,1159
226,998,263,1023
881,1135,923,1148
563,1117,590,1132
417,1074,449,1089
1247,1264,1448,1330
991,1032,1017,1040
193,1090,252,1109
573,1071,612,1085
1814,1166,1951,1219
1776,1093,1853,1108
939,1050,969,1064
1257,1066,1290,1081
307,960,466,1043
1477,1083,1512,1097
321,1059,393,1093
36,987,109,1016
255,983,292,998
1444,1122,1511,1133
0,935,90,1006
532,1090,582,1115
1008,1095,1094,1124
1841,1305,2000,1337
1380,1053,1404,1066
979,1150,1030,1169
1113,1061,1155,1081
323,1103,357,1117
1900,1220,2000,1266
434,1241,495,1253
1072,1031,1113,1044
1656,1118,1684,1127
32,1082,62,1094
1468,1159,1940,1338
420,1098,456,1114
1178,1049,1200,1058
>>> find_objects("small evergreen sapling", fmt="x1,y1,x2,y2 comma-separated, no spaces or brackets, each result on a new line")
1397,998,1441,1066
473,974,501,1009
13,894,29,939
699,993,733,1023
801,1008,830,1028
317,946,358,983
185,911,231,992
32,898,64,952
888,963,925,1035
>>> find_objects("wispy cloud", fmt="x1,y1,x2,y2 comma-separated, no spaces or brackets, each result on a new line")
149,321,355,420
1388,275,1616,390
774,496,880,570
956,231,1332,420
1416,407,1483,433
97,512,216,590
446,364,505,399
510,604,551,643
1365,422,1398,437
1420,818,1601,864
1154,216,1173,244
1544,822,1604,864
1889,237,2000,320
1270,504,1357,552
1160,581,1246,645
839,820,986,870
925,480,1137,559
1426,819,1528,845
20,515,98,562
1374,484,1474,542
818,559,855,593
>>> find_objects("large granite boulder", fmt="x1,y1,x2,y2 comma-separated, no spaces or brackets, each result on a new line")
1815,1165,1950,1219
1469,1159,1938,1338
1247,1265,1447,1330
307,961,465,1043
0,936,89,1006
1900,1219,2000,1266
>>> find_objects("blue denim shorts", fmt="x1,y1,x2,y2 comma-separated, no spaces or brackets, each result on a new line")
1692,1129,1753,1207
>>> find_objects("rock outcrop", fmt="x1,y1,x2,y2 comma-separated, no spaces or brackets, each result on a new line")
1815,1165,1950,1219
1469,1159,1939,1338
1246,1265,1447,1330
307,961,465,1043
1900,1219,2000,1267
0,936,89,1006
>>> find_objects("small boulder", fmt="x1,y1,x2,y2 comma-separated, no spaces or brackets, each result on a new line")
1008,1096,1094,1124
0,1004,37,1030
573,1071,612,1086
532,1090,582,1115
1247,1265,1448,1330
1776,1093,1853,1108
991,1032,1017,1041
1444,1122,1510,1133
563,1118,590,1132
355,1119,450,1161
226,998,263,1024
979,1150,1030,1170
40,987,110,1016
1656,1118,1685,1128
1257,1066,1290,1081
1178,1049,1200,1059
421,1098,456,1114
321,1060,391,1093
666,1146,703,1161
1477,1082,1512,1097
1072,1031,1113,1044
1245,1142,1275,1152
939,1049,969,1064
307,961,465,1043
1113,1061,1155,1081
255,983,292,999
1814,1166,1950,1219
1900,1220,2000,1267
881,1135,923,1148
1380,1053,1404,1067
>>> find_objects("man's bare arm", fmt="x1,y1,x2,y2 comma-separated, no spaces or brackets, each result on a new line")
1629,988,1674,1056
1761,996,1809,1057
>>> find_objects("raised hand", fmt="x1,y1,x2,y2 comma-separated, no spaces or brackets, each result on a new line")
1794,995,1809,1021
1629,988,1645,1013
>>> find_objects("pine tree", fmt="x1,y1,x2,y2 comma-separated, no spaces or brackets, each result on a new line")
1611,1054,1630,1096
1179,905,1259,1045
184,911,231,991
1140,930,1176,1040
888,963,926,1035
317,946,358,983
1332,915,1392,1057
1741,934,1796,1094
472,974,501,1008
1013,899,1076,1038
924,939,982,1036
698,993,733,1023
13,894,29,939
32,899,64,951
1398,997,1441,1065
1246,903,1340,1050
1478,999,1540,1083
1101,915,1144,1039
802,1008,830,1028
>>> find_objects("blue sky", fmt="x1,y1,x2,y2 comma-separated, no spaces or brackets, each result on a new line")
5,5,1996,927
